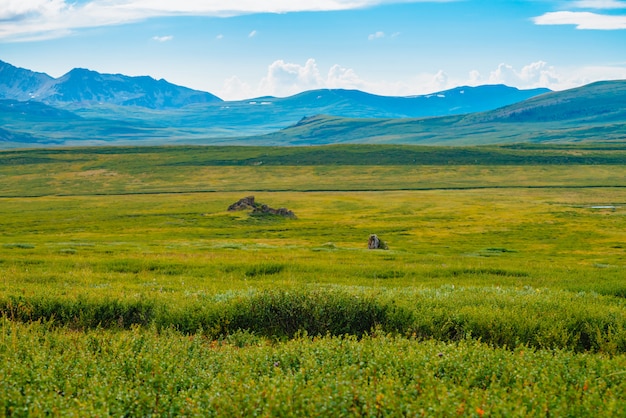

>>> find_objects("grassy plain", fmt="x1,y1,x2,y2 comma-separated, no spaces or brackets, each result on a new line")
1,145,626,415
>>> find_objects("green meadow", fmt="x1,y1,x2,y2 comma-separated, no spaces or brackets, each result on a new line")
2,145,626,416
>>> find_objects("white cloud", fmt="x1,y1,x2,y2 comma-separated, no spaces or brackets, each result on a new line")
486,61,559,87
258,58,324,97
219,75,254,100
468,70,481,84
368,31,385,40
0,0,68,20
248,30,257,38
571,0,626,9
549,64,626,89
152,35,173,42
0,0,458,42
464,61,626,92
216,34,223,40
534,11,626,29
326,64,366,89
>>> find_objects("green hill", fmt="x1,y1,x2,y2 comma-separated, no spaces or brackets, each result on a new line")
249,80,626,146
0,79,624,148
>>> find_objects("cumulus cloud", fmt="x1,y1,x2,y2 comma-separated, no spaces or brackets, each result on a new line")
152,35,173,42
326,64,367,89
486,61,559,87
465,61,626,92
258,58,324,97
468,70,481,84
368,31,385,40
0,0,458,42
220,75,254,100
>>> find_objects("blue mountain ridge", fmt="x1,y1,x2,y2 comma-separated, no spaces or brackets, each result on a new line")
0,60,221,109
0,59,549,116
10,58,626,148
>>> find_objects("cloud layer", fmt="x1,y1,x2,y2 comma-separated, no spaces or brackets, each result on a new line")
0,0,452,42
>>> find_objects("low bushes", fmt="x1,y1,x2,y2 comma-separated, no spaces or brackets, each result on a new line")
3,323,626,416
2,286,626,353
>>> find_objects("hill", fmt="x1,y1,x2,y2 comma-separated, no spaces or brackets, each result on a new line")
469,80,626,124
251,80,626,145
0,99,81,120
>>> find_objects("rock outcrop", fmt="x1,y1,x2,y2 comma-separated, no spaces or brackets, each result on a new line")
228,196,296,219
228,196,257,211
368,234,388,250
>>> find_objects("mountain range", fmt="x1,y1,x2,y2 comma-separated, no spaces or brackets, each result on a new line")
0,59,624,148
0,60,221,109
253,80,626,146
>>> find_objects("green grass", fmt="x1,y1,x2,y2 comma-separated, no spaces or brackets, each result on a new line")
3,144,626,197
3,321,626,416
2,145,626,415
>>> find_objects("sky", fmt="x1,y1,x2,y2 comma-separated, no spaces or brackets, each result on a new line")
1,0,626,100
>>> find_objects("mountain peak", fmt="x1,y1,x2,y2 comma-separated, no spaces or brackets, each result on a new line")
0,61,222,109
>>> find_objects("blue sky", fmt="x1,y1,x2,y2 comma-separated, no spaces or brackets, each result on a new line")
1,0,626,100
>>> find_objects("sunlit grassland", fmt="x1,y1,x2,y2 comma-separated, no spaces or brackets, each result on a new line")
3,188,626,297
3,144,626,196
2,145,626,415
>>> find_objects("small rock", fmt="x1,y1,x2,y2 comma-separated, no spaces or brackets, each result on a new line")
227,196,256,211
228,196,296,218
368,234,388,250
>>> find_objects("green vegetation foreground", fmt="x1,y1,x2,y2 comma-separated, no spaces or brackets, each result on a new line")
1,145,626,415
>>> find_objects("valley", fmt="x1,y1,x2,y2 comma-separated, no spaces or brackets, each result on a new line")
1,145,626,415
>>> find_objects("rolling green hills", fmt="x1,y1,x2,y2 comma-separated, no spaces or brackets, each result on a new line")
251,80,626,145
0,75,624,147
0,85,555,148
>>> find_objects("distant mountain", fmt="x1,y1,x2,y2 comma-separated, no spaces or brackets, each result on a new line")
252,80,626,146
0,61,54,101
2,59,622,148
0,60,222,109
256,85,551,119
0,59,549,116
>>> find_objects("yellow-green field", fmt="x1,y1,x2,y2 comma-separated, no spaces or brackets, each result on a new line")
2,146,626,416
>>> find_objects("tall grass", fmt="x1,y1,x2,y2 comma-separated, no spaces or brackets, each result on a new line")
2,319,625,416
2,287,625,353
